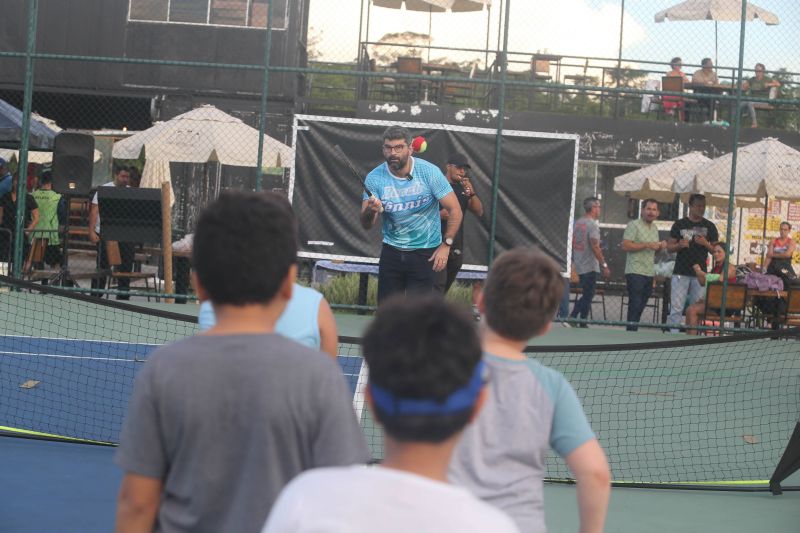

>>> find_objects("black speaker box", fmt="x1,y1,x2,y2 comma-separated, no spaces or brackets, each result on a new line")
97,187,163,243
52,132,95,196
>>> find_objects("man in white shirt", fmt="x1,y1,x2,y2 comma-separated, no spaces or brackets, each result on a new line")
263,295,519,533
88,166,133,298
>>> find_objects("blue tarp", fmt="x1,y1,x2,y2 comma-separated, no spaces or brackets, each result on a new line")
0,98,57,149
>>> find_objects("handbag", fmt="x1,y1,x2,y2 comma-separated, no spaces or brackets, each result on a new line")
743,271,784,292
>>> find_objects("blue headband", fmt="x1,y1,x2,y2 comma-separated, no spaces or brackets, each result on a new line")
369,360,485,416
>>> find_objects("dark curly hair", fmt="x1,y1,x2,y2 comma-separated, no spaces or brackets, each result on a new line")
363,294,482,443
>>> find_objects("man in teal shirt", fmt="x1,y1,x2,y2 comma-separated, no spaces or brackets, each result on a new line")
360,126,462,302
621,199,666,331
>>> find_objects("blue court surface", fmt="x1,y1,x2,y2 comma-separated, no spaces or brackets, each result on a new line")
3,333,799,532
0,334,363,443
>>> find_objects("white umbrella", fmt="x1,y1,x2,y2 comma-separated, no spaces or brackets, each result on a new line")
680,138,800,200
679,137,800,262
373,0,489,12
614,151,712,204
614,151,761,208
654,0,779,64
140,159,175,207
112,105,292,169
368,0,492,63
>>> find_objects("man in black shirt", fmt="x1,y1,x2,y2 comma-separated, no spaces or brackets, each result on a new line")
435,153,483,294
666,193,718,328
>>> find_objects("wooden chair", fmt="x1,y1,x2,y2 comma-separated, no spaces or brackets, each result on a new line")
701,283,748,333
23,237,59,281
440,65,475,106
396,56,428,103
660,76,696,121
778,287,800,328
530,58,552,81
105,240,159,301
528,56,555,111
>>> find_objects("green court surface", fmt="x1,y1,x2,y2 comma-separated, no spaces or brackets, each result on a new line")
125,301,692,344
3,290,798,532
544,483,800,533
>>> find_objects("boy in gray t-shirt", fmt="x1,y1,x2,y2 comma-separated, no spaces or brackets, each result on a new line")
449,248,611,533
114,191,370,533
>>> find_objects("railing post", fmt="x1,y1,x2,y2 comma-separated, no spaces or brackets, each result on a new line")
12,0,39,278
255,0,274,192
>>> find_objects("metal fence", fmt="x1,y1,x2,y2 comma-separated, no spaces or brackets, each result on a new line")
1,0,799,329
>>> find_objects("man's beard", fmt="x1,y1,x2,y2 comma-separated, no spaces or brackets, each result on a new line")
386,153,408,171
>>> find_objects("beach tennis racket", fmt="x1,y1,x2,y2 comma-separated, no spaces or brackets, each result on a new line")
334,144,383,213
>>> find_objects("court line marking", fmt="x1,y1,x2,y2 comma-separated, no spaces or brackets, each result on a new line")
0,350,139,362
0,334,162,346
352,362,369,420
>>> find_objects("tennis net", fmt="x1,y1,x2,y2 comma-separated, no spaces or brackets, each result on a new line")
1,275,797,488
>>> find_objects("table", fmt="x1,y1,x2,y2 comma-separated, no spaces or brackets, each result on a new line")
313,260,486,311
421,63,464,103
745,289,787,328
684,82,731,122
141,246,192,303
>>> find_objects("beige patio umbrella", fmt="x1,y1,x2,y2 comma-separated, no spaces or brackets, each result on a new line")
372,0,489,13
679,138,800,200
654,0,779,65
612,151,755,208
368,0,492,63
140,159,175,206
676,138,800,259
112,105,292,169
614,151,712,204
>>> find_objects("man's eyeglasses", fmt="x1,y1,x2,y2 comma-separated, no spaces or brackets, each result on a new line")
382,144,408,154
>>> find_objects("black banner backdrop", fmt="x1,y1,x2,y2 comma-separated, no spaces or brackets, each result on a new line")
290,115,578,271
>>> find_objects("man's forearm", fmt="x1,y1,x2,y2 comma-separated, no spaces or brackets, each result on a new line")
360,209,377,229
591,244,605,264
443,208,462,240
622,241,649,252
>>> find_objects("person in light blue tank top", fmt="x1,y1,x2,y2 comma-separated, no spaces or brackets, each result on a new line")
199,283,339,358
359,126,462,302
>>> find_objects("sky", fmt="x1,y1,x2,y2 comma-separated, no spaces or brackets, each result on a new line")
308,0,799,77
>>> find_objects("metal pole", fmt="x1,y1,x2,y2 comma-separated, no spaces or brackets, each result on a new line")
487,0,512,265
484,6,491,70
495,0,503,53
614,0,625,119
720,0,749,324
365,1,372,52
12,0,38,278
357,0,365,64
427,7,432,63
255,0,274,192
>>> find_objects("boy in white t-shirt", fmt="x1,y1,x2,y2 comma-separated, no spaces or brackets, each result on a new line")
263,295,519,533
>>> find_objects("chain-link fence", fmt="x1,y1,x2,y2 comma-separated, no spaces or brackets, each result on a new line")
1,0,799,329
